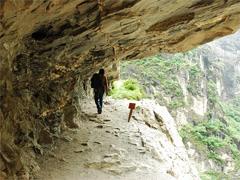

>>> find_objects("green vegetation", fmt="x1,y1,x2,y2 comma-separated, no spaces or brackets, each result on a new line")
220,102,240,141
200,171,230,180
162,80,183,96
120,52,198,112
167,100,187,110
179,102,240,168
207,79,218,105
232,98,240,106
118,46,240,178
109,79,147,100
188,63,204,95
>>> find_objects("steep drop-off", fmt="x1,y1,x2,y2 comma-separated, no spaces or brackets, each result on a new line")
1,0,240,178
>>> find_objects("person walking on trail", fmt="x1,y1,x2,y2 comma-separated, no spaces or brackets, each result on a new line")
91,69,109,114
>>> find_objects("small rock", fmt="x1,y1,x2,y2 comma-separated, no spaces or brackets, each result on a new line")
110,144,115,148
134,133,141,137
89,118,98,122
39,129,53,144
113,148,127,156
105,125,113,128
139,151,146,154
89,118,104,124
61,122,69,131
74,149,84,153
129,142,138,146
166,170,175,177
81,143,88,146
86,148,93,152
85,161,102,169
62,136,72,142
104,153,120,160
94,141,102,144
96,125,104,129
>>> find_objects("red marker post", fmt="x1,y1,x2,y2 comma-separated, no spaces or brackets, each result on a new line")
128,103,136,122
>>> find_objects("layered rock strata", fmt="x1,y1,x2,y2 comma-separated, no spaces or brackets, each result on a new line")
0,0,240,178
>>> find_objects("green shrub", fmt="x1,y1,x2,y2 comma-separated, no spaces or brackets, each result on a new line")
174,89,184,97
187,85,194,93
179,116,240,165
207,152,224,165
207,79,218,104
204,136,223,151
233,161,240,172
190,64,202,77
109,79,147,101
167,100,186,110
161,80,184,98
220,102,240,141
200,170,228,180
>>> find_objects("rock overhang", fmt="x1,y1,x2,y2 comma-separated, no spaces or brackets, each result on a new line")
1,0,240,80
0,0,240,177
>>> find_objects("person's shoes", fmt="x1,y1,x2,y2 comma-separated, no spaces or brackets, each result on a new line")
98,107,102,114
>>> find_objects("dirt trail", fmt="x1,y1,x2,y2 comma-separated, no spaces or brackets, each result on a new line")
36,98,176,180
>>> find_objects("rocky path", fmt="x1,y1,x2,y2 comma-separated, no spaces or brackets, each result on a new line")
36,98,199,180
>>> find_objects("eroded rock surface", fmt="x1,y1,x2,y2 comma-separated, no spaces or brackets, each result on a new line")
0,0,240,178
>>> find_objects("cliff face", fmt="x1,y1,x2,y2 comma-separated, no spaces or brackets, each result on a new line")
120,30,240,179
186,31,240,178
1,0,240,178
201,30,240,101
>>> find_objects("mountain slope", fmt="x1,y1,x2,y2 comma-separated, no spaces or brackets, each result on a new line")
119,31,240,179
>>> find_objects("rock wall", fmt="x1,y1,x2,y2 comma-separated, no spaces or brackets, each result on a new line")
1,0,240,178
201,30,240,102
131,99,201,180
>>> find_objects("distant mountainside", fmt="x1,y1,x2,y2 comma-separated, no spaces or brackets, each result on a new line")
201,30,240,101
119,30,240,179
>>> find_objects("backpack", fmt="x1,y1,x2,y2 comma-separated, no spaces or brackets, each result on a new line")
91,73,101,89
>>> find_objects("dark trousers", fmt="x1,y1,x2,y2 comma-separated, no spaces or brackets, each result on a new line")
94,90,104,110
